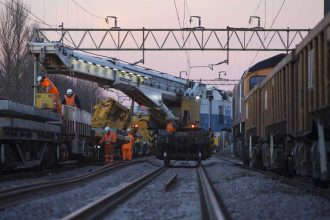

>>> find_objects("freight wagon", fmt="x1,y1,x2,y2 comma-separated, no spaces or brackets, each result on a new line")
244,13,330,187
0,98,93,172
232,54,286,163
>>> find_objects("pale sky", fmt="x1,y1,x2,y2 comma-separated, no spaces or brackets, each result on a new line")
21,0,324,89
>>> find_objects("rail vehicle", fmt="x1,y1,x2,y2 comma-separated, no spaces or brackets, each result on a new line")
237,13,330,187
0,98,93,172
0,95,132,172
155,88,233,166
28,40,233,166
232,54,287,163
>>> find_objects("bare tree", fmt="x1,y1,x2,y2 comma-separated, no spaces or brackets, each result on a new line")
0,0,33,104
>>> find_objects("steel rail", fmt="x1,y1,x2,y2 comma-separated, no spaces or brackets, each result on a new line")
0,163,79,182
215,155,330,199
164,173,178,191
197,165,229,220
61,166,166,220
0,160,145,210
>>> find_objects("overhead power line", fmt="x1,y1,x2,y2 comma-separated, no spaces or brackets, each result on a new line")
173,0,191,79
71,0,104,20
249,0,287,67
0,0,57,27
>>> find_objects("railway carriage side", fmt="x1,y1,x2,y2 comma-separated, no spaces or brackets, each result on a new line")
258,54,293,174
291,14,330,185
241,14,330,186
245,84,262,168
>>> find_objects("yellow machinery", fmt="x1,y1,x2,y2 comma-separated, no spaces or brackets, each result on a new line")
35,93,57,110
130,114,153,155
92,97,131,130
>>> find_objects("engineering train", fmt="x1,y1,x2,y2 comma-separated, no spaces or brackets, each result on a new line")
0,99,93,171
0,96,132,172
233,13,330,187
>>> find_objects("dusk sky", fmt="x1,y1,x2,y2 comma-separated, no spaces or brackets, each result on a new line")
22,0,324,89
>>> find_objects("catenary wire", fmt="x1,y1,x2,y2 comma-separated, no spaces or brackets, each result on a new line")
249,0,286,67
71,0,104,20
173,0,191,79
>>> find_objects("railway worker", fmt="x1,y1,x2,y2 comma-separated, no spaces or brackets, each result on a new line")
99,126,117,165
166,119,176,134
62,89,81,109
35,74,62,113
122,128,134,161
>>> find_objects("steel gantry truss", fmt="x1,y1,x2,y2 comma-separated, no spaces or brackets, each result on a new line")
36,27,310,52
192,78,239,88
191,78,240,87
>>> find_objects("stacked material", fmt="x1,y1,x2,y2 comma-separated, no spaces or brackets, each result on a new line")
0,99,61,122
0,118,61,133
0,99,61,134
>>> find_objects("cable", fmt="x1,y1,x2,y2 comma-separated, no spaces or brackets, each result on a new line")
173,0,191,79
14,0,58,27
264,0,267,27
252,0,262,16
184,0,192,76
71,0,104,20
249,0,286,67
0,0,57,27
10,0,79,47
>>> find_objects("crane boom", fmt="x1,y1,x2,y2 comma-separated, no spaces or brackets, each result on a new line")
28,42,205,126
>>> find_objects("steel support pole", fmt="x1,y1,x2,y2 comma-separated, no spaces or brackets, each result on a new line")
33,56,39,106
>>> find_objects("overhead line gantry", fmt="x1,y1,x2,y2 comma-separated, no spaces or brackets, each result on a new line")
36,27,310,54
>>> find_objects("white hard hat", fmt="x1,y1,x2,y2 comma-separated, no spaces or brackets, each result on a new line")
36,75,43,83
66,89,73,95
104,126,110,132
127,128,131,132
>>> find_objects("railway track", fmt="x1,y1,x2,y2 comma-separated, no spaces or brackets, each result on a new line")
0,162,80,183
61,166,166,220
61,162,229,220
0,160,147,210
215,154,330,200
197,165,229,220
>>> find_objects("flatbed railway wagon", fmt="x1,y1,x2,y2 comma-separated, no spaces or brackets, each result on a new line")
0,99,93,172
245,13,330,186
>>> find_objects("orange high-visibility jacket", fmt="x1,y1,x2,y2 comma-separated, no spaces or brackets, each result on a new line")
40,77,59,96
166,122,176,134
99,132,117,146
64,94,77,108
122,133,134,150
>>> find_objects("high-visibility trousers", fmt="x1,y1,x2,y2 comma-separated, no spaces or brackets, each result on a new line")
104,144,114,165
122,145,132,161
